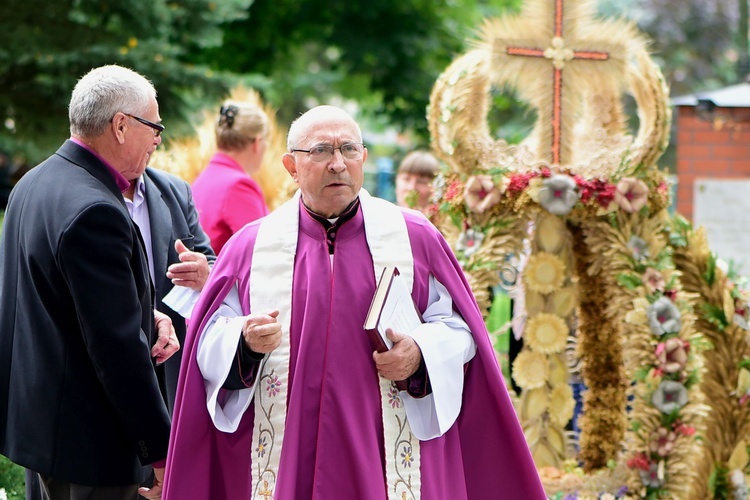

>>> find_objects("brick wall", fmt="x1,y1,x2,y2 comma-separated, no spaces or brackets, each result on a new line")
675,106,750,219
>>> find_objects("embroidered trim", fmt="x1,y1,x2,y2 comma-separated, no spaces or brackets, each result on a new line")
249,189,421,499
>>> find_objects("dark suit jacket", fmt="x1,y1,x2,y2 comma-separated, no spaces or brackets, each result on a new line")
0,141,171,486
142,168,215,413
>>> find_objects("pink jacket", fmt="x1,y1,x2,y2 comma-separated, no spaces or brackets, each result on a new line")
192,152,269,254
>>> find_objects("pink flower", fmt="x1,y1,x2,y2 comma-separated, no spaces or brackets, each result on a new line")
614,177,649,213
464,175,501,213
650,427,677,457
643,267,666,295
655,337,689,374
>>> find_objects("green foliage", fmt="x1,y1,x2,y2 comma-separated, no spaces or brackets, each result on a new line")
709,463,730,500
182,0,523,139
0,455,25,500
617,272,643,290
0,0,253,163
704,252,718,286
701,303,729,331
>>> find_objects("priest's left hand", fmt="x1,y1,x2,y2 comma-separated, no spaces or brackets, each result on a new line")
151,310,180,366
373,329,422,381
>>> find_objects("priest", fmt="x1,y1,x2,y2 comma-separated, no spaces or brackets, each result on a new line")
163,105,545,499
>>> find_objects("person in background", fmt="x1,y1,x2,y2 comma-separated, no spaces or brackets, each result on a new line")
191,101,270,254
394,149,440,212
123,167,216,413
163,105,545,499
0,64,177,500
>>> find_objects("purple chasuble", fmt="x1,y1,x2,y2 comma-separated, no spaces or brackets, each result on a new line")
163,199,545,499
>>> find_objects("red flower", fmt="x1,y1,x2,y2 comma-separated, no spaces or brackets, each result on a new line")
673,422,696,436
507,173,534,194
596,183,617,207
443,180,463,201
626,452,651,471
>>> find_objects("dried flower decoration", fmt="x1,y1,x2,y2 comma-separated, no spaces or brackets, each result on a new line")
647,296,682,336
649,427,677,457
655,337,689,374
642,267,665,295
639,462,664,488
538,174,579,215
614,177,649,213
548,384,575,426
525,313,569,354
524,252,566,295
455,228,485,257
652,380,688,414
464,175,502,213
512,350,550,390
627,235,650,261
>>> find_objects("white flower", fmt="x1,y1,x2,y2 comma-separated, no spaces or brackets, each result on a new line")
627,236,650,261
455,228,484,257
652,380,688,414
731,469,749,500
538,174,578,215
647,296,682,336
431,173,446,204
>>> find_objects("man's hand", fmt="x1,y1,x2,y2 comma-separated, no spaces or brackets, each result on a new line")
151,310,179,365
373,329,422,381
242,310,282,354
138,466,165,499
166,239,210,291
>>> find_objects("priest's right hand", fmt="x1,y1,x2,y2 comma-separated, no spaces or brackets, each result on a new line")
242,310,282,354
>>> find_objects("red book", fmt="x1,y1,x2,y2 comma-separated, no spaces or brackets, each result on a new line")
363,266,423,391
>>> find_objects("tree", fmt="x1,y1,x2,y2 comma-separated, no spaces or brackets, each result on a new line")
632,0,743,95
187,0,522,141
0,0,252,163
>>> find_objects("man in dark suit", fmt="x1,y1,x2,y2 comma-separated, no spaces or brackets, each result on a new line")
126,167,216,412
0,64,178,500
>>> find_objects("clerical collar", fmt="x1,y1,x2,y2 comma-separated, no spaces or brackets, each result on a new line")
303,197,360,254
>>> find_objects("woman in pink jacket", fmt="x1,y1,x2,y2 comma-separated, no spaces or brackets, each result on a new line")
192,101,270,254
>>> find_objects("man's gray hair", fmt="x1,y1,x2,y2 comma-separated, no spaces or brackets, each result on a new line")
69,65,156,138
286,105,363,150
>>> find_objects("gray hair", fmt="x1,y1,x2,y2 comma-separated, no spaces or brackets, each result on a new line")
69,65,156,138
286,105,363,150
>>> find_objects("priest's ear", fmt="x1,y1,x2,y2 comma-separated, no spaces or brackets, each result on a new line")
282,153,298,182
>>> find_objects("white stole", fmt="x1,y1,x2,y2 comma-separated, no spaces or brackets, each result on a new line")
249,189,421,500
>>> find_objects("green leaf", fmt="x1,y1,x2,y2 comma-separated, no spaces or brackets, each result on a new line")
617,272,643,290
704,253,717,285
701,303,729,331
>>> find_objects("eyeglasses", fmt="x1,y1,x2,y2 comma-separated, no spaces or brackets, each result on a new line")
124,113,165,137
291,143,366,162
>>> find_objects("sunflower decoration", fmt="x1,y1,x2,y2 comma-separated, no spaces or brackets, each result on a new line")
513,350,551,390
525,313,569,354
549,385,576,427
524,252,566,295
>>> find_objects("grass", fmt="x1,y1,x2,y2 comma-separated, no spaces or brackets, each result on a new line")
0,455,25,500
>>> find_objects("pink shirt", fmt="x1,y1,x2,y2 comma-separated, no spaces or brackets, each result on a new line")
191,152,269,254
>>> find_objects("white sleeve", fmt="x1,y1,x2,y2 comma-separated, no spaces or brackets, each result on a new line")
401,274,477,441
196,284,265,433
161,285,201,319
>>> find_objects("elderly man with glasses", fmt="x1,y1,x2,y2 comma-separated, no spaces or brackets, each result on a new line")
164,105,544,499
0,64,179,500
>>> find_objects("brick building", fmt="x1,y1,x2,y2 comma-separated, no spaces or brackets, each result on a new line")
671,82,750,219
